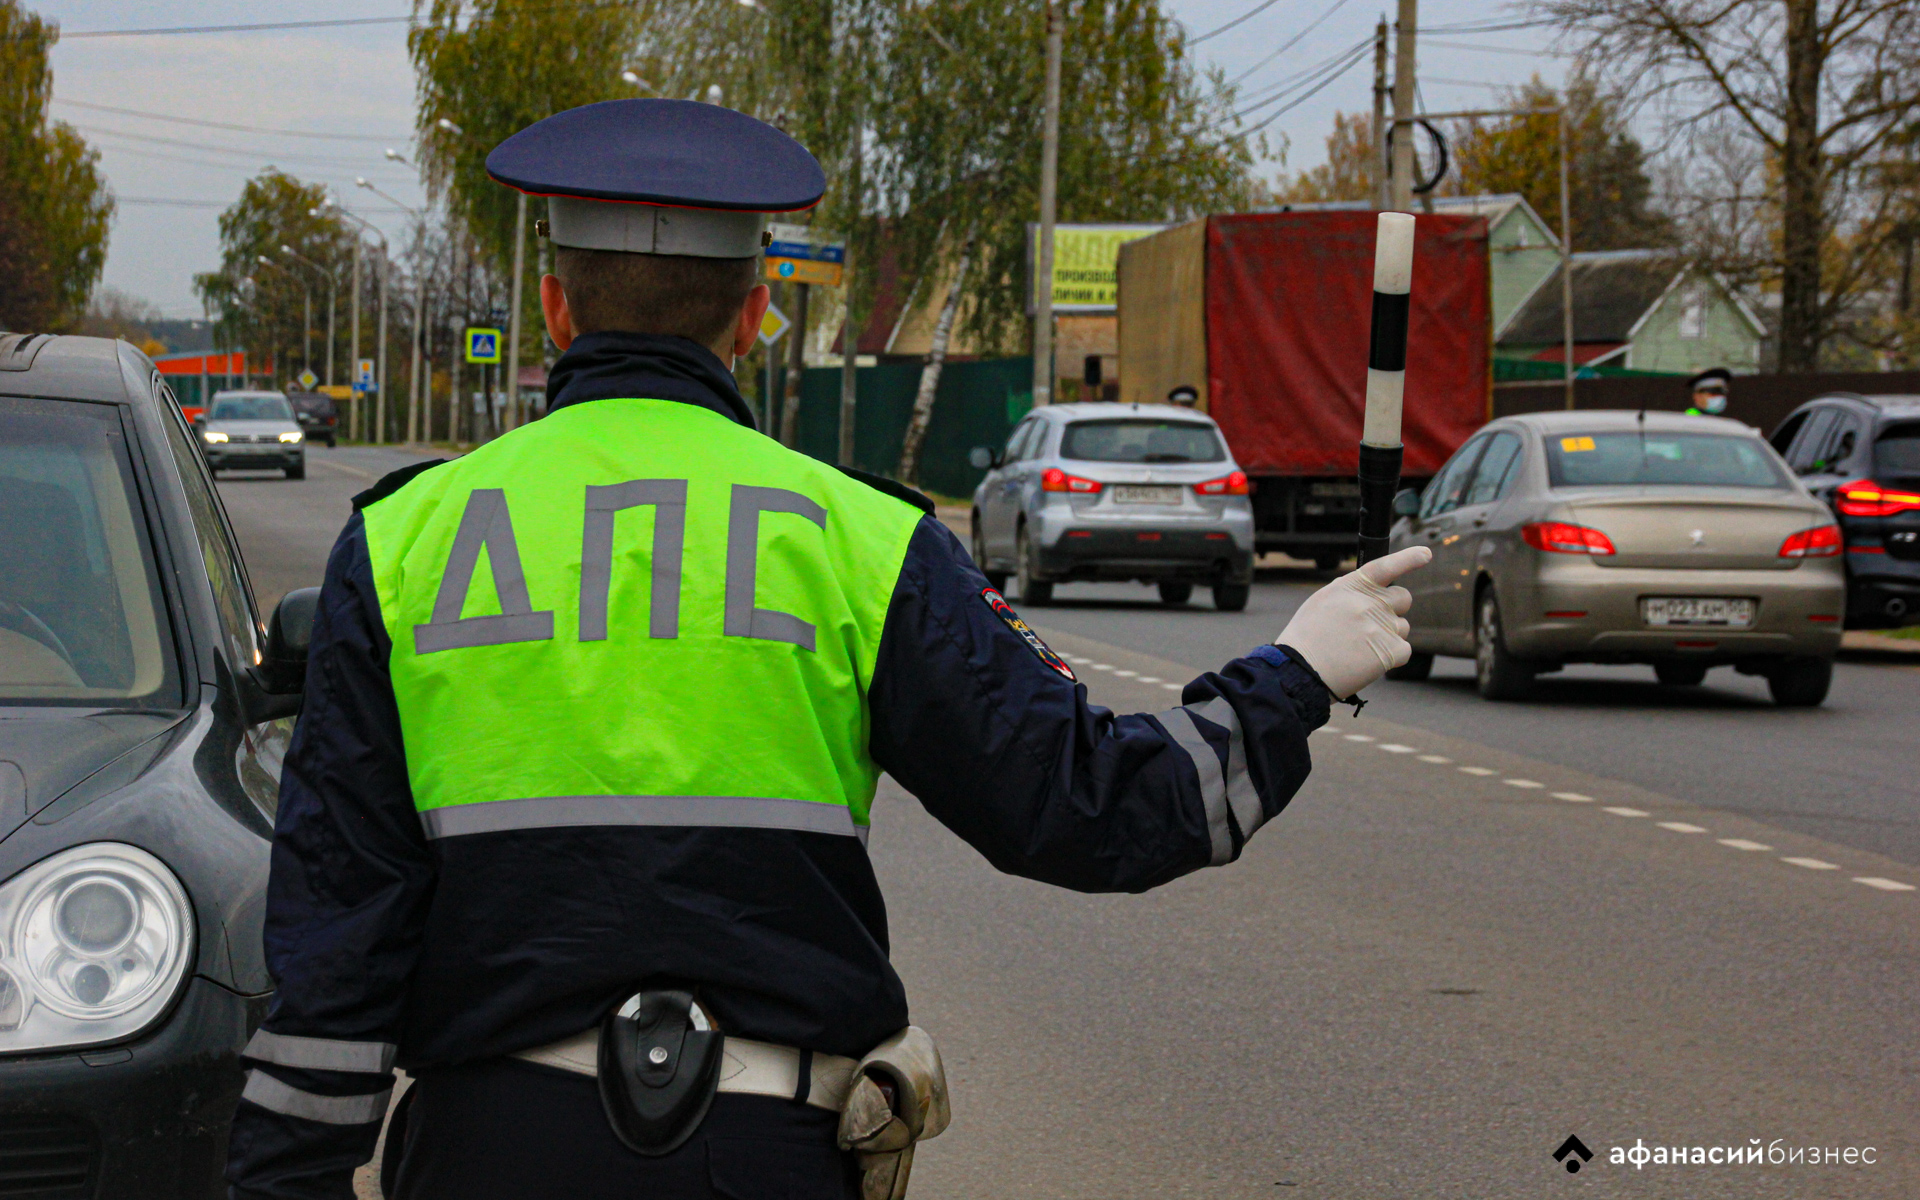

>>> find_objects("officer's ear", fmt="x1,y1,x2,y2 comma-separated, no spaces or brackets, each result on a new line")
731,284,771,361
540,275,576,352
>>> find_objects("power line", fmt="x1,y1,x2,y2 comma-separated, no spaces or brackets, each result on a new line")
1225,0,1353,89
75,123,417,172
60,14,413,39
1187,0,1288,47
1422,39,1567,58
53,98,411,142
1232,38,1372,134
1227,35,1373,123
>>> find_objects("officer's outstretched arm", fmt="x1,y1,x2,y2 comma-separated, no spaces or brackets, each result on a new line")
227,512,435,1200
869,519,1415,893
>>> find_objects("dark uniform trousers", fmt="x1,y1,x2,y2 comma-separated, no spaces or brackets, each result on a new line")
386,1060,856,1199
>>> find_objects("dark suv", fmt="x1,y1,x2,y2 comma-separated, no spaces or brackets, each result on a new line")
285,391,338,447
1770,394,1920,628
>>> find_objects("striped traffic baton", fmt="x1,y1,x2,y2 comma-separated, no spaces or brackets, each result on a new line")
1357,211,1414,567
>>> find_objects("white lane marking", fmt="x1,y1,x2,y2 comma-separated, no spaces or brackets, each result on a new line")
1137,676,1161,683
1417,754,1452,764
1718,839,1772,851
1091,663,1114,672
312,458,374,480
1161,682,1182,691
1111,670,1138,678
1781,857,1839,870
1552,792,1593,802
1458,766,1495,776
1064,655,1093,664
1603,807,1649,818
1344,734,1376,742
1854,877,1916,892
1503,779,1544,789
1376,743,1417,753
1658,822,1707,834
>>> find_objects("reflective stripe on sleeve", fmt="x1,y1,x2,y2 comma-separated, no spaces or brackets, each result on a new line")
1189,697,1266,843
418,794,869,843
243,1030,397,1074
1157,707,1233,865
241,1070,393,1125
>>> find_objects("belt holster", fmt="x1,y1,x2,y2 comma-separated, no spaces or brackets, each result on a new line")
596,989,723,1156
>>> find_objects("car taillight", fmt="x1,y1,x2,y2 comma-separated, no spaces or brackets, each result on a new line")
1041,467,1102,494
1193,470,1249,496
1835,478,1920,517
1778,524,1842,558
1521,521,1616,555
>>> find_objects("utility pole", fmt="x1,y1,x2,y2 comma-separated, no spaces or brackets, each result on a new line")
782,282,810,447
1372,18,1390,210
376,259,389,444
506,192,528,429
840,114,863,467
1031,0,1063,407
350,241,363,440
1559,108,1575,411
1389,0,1418,212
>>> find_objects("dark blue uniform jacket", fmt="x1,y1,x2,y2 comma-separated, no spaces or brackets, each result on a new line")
226,333,1332,1198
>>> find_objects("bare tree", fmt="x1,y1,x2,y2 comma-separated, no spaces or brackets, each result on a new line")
1540,0,1920,370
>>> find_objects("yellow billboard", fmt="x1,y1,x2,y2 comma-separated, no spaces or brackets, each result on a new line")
1030,223,1166,313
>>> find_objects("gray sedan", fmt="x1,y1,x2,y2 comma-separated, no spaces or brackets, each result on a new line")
196,391,306,478
969,403,1256,610
1386,410,1846,705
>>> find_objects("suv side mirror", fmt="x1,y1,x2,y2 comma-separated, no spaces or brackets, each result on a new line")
968,446,994,470
256,587,321,705
1392,487,1422,518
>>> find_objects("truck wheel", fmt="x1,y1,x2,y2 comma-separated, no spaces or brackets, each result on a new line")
1016,527,1052,606
1212,583,1250,612
1655,661,1708,687
1158,582,1193,606
1768,657,1832,707
971,520,1007,592
1385,652,1433,682
1475,590,1534,701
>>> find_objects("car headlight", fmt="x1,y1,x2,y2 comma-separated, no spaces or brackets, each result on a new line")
278,431,303,444
202,431,229,444
0,844,193,1054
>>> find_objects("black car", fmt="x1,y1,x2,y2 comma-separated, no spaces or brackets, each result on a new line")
1770,393,1920,628
286,390,338,447
0,333,314,1197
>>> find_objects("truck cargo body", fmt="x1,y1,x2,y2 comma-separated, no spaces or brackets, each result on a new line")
1118,212,1491,564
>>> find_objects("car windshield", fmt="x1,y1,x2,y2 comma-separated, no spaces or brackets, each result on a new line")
211,395,293,421
1874,422,1920,485
0,397,178,706
1061,419,1224,463
1545,431,1788,489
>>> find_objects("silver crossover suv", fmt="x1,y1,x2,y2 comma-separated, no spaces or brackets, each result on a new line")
969,403,1256,610
195,390,306,479
1387,410,1845,705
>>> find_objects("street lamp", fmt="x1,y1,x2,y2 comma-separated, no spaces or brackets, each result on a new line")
280,244,337,389
359,176,430,445
330,193,391,442
255,255,305,388
621,70,653,90
433,117,530,434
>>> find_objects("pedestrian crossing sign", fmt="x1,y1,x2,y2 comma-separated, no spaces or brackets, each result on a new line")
465,327,503,364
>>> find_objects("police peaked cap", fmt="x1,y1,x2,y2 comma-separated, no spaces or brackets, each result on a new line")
486,99,825,259
1686,368,1732,391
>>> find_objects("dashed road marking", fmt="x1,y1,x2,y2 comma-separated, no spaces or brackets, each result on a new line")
1503,779,1544,789
1376,743,1417,753
1604,807,1649,818
1161,682,1182,691
1417,754,1452,764
1854,877,1917,892
1782,857,1839,871
1137,676,1161,683
1658,822,1707,834
1458,766,1495,776
1065,655,1092,664
1718,839,1773,851
1090,663,1114,672
1344,734,1376,743
1552,792,1594,802
1111,669,1137,678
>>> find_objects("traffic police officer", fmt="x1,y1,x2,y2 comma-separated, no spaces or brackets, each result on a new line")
1686,367,1732,416
225,99,1431,1199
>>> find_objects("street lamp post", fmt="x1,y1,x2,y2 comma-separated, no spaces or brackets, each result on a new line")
330,196,392,442
281,245,337,388
361,172,429,445
1032,0,1063,407
256,255,308,386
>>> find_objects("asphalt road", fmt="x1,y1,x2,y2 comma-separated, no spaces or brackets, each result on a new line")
216,452,1919,1197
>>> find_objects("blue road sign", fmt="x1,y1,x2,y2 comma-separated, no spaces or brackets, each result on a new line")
465,327,503,364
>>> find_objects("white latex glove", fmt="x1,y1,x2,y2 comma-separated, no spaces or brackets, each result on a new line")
1275,545,1432,698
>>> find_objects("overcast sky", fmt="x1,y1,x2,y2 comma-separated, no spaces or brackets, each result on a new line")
38,0,1570,316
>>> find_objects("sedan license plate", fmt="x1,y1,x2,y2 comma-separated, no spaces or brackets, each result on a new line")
1642,597,1754,628
1111,485,1183,505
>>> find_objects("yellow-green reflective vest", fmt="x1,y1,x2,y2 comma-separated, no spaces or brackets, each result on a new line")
360,398,924,842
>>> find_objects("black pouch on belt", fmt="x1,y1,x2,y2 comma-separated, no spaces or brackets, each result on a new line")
596,989,724,1156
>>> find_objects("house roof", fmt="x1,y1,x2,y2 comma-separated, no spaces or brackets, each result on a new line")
1499,250,1683,345
1265,193,1556,244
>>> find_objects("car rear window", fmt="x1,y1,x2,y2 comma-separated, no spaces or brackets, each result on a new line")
211,395,293,421
0,396,179,706
1874,422,1920,484
1060,419,1224,463
1545,431,1787,489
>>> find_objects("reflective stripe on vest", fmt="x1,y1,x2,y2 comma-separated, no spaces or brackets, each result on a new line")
360,399,922,839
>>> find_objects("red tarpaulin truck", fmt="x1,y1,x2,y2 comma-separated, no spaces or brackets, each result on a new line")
1117,211,1491,567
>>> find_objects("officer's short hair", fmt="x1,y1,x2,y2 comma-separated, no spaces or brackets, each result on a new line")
554,247,759,346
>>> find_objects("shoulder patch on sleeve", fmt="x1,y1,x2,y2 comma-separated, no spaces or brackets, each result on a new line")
835,466,935,515
981,587,1076,681
353,458,448,511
